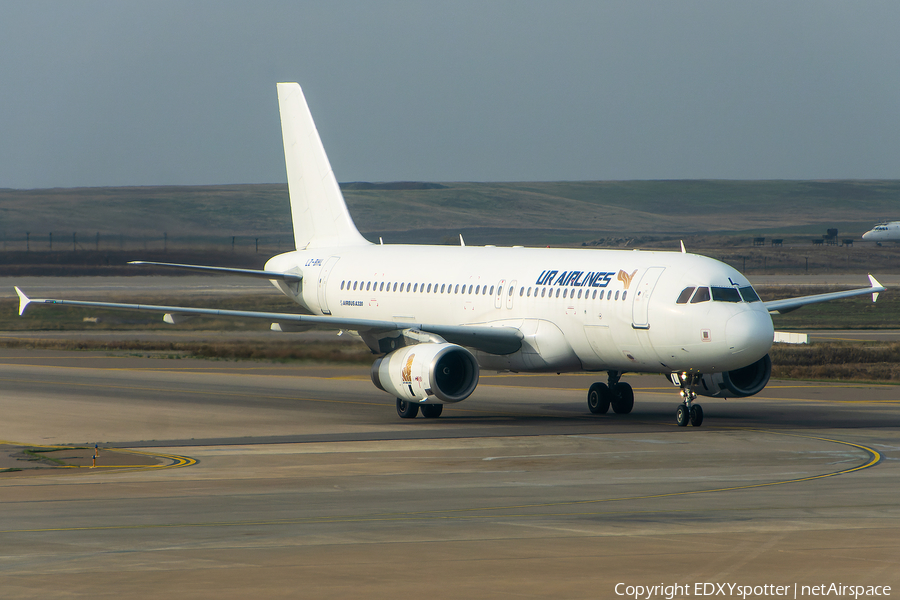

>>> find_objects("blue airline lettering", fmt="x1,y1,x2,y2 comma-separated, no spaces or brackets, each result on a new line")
536,270,614,288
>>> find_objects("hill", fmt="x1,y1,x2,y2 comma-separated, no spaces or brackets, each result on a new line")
1,180,898,250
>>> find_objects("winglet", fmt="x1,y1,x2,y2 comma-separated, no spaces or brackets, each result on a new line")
680,240,686,254
14,287,31,316
868,274,884,303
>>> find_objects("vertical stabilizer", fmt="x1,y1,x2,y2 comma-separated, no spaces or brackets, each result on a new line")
277,83,370,249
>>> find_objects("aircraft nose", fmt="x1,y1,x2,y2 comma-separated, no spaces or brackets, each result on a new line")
725,309,774,358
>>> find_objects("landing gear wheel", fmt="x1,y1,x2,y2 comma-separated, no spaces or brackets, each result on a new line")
396,398,419,419
689,404,703,427
676,404,689,427
421,404,443,418
587,382,611,414
610,383,634,414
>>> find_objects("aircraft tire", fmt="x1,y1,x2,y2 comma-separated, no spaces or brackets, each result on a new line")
611,383,634,414
690,404,704,427
587,382,612,414
676,404,689,427
396,399,419,419
421,404,443,418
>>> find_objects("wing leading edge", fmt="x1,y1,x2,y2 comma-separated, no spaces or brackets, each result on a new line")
763,275,885,315
13,287,523,355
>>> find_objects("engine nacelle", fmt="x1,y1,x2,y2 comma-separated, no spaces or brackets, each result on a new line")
371,343,479,403
692,354,772,398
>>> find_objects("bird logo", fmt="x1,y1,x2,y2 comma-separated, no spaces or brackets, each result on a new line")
617,269,638,289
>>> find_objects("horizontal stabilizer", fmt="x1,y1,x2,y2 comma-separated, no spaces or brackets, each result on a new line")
128,261,302,282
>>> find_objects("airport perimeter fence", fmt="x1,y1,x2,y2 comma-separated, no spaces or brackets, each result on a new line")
0,232,295,255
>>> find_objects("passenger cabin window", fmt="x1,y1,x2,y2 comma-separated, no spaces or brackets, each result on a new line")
739,286,761,302
711,287,742,303
690,287,711,303
676,287,695,304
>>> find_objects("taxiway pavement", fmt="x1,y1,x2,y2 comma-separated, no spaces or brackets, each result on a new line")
1,349,898,599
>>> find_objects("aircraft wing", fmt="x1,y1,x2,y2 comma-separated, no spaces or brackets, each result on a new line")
763,275,885,315
128,261,302,282
13,287,523,355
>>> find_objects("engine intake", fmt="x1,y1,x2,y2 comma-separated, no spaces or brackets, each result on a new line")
371,343,479,403
692,354,772,399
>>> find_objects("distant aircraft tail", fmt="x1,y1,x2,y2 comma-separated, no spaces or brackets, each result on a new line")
276,83,370,250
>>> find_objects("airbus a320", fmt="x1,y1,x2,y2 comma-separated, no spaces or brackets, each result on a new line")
15,83,886,426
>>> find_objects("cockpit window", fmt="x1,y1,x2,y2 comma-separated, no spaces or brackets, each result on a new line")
690,287,710,303
739,286,761,303
711,287,742,303
676,287,695,304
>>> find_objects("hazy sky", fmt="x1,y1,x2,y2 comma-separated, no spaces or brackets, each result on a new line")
2,1,899,188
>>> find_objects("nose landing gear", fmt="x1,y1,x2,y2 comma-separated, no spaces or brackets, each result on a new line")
674,372,704,427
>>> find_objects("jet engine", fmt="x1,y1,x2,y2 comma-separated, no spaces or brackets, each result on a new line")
371,343,479,403
692,354,772,398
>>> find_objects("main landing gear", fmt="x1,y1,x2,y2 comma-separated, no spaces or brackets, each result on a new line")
396,399,443,419
673,372,704,427
587,371,634,415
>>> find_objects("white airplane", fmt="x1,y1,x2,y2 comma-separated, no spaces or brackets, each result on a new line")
862,221,900,243
14,83,887,427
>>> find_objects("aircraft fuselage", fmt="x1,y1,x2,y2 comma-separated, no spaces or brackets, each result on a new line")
265,245,775,376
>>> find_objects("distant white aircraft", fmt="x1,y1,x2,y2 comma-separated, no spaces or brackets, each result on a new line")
15,83,886,427
862,221,900,243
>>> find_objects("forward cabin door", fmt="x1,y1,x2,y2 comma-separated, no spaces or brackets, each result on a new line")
317,256,340,315
631,267,665,329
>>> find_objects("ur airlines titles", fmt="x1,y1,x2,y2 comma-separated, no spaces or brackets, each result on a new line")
265,245,774,376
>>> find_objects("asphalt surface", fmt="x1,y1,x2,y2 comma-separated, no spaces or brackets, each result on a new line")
1,349,898,599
